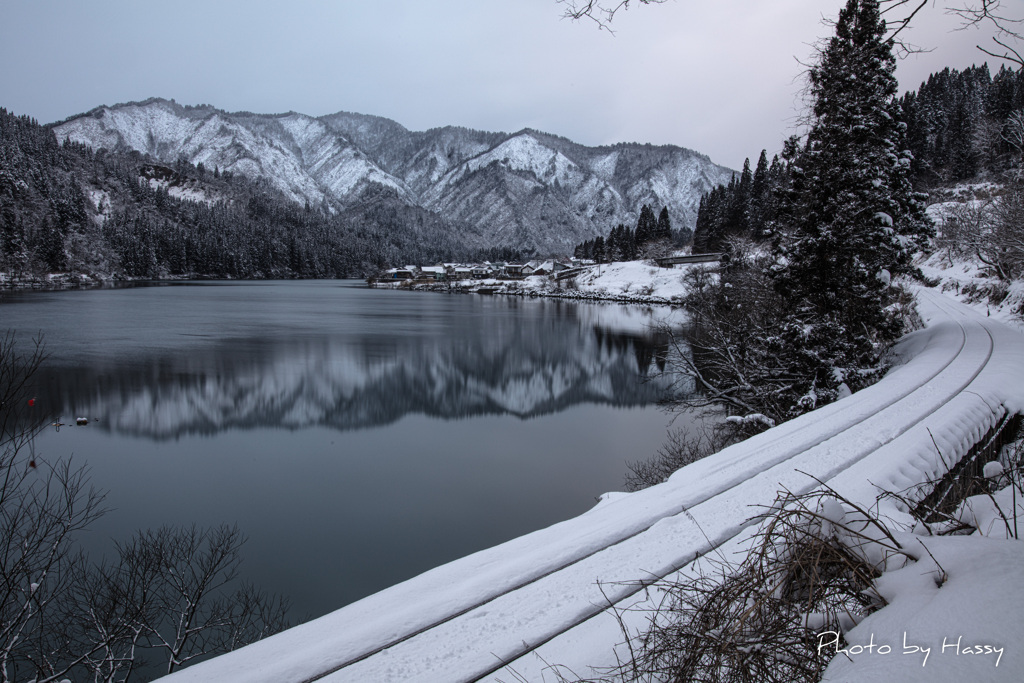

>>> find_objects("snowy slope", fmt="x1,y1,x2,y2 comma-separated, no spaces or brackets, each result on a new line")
919,190,1024,332
157,288,1024,683
52,100,735,253
54,100,411,206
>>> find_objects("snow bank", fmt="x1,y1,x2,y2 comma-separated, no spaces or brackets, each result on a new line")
822,534,1022,681
388,259,708,306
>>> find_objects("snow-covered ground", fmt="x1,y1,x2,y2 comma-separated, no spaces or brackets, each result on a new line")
918,252,1024,333
158,287,1024,682
387,260,702,305
921,189,1024,333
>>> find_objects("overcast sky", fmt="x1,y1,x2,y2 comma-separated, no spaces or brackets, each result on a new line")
1,0,1019,170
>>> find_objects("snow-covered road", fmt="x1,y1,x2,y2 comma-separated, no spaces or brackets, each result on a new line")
159,289,1024,683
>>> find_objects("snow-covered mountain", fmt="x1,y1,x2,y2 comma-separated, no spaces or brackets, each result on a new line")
53,99,735,254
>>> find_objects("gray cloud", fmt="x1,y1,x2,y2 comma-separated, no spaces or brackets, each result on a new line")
1,0,1016,170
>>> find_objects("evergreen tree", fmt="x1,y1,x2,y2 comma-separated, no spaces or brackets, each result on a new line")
692,195,711,252
749,150,770,238
772,0,933,412
656,207,672,240
622,224,637,259
726,158,753,237
693,185,729,252
635,204,657,247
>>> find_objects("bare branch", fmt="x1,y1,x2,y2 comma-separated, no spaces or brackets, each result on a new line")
977,33,1024,69
946,0,1024,37
557,0,667,31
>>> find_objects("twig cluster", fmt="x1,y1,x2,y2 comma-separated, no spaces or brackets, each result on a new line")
559,486,905,683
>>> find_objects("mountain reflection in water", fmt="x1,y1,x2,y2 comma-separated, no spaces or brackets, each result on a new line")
10,282,679,440
1,281,691,626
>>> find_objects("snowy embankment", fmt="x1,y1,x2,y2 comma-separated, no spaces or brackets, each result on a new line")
159,288,1024,683
919,252,1024,333
920,190,1024,333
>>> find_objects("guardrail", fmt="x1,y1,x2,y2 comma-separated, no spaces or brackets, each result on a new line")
654,253,726,267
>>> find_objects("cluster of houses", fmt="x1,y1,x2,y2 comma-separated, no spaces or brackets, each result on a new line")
379,259,596,282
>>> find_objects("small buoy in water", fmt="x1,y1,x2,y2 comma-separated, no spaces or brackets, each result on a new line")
28,398,35,407
76,417,88,426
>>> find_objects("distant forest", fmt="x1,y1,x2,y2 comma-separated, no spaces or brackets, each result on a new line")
692,63,1024,252
0,109,525,281
572,204,692,262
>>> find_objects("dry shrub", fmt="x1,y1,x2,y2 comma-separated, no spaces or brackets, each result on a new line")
562,486,908,683
573,427,1024,683
624,421,737,492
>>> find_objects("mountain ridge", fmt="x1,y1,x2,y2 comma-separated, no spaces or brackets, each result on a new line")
52,98,735,254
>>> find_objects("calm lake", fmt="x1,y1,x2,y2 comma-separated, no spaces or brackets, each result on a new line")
0,280,689,623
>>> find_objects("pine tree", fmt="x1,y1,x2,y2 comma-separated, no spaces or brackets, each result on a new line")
693,195,711,252
635,204,657,247
656,207,672,241
693,185,730,252
727,158,753,237
622,224,637,260
750,150,770,238
771,0,933,412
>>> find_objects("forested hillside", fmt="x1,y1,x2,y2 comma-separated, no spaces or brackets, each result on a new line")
692,63,1024,252
903,63,1024,185
53,99,735,255
0,108,485,281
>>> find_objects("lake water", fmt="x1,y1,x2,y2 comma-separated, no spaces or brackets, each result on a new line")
0,280,689,624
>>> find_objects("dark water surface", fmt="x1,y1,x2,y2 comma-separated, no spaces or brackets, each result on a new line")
1,280,684,622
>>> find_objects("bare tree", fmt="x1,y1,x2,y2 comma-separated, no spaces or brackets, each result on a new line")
938,180,1024,281
943,0,1024,68
0,336,288,682
137,524,289,677
984,179,1024,279
657,241,798,428
62,525,289,681
624,420,738,491
1001,109,1024,173
935,197,992,265
0,333,105,683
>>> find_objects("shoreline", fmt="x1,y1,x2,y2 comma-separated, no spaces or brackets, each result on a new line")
370,279,684,307
2,260,694,308
369,260,697,308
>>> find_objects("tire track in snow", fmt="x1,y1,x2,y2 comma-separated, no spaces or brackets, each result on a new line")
310,291,994,683
463,291,996,682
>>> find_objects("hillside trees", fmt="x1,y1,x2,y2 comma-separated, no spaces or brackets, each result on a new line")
666,0,933,429
0,109,476,282
573,203,679,261
692,151,788,253
901,64,1024,184
939,179,1024,280
771,0,933,411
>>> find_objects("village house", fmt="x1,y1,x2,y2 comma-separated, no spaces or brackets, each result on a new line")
383,267,416,280
419,266,447,281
